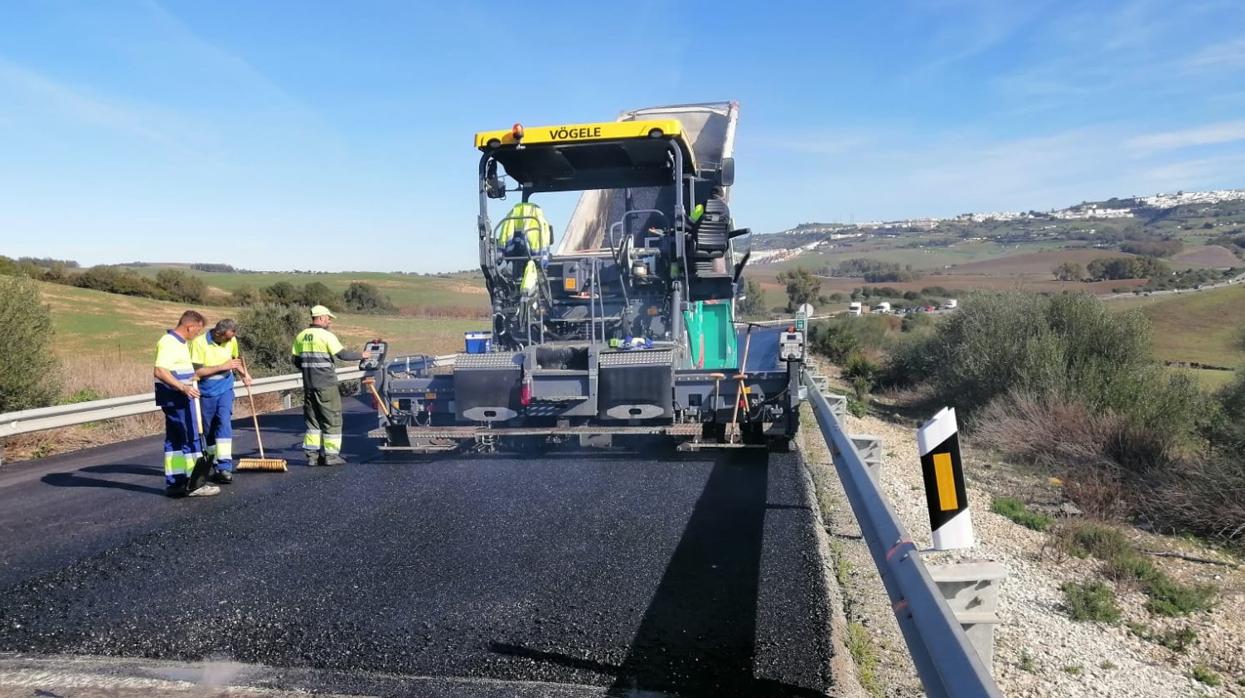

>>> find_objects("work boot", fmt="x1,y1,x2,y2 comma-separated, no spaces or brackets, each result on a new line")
304,452,324,467
187,484,221,497
209,468,233,485
323,454,348,466
165,483,188,498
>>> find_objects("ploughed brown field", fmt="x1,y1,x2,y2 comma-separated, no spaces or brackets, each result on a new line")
749,248,1149,298
1170,245,1240,269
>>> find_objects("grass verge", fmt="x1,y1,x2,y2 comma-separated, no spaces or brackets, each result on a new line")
845,622,882,697
1060,580,1121,623
990,496,1053,531
1057,522,1216,617
1189,664,1221,687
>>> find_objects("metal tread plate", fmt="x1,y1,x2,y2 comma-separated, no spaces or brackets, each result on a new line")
455,352,522,369
598,349,675,367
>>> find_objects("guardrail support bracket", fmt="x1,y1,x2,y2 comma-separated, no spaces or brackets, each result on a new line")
849,434,883,480
928,561,1008,673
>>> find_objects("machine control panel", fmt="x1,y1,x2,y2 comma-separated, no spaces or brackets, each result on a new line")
360,340,388,371
779,331,805,361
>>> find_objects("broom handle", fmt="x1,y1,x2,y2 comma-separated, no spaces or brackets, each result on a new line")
730,327,754,428
193,387,207,454
240,356,265,460
364,380,391,417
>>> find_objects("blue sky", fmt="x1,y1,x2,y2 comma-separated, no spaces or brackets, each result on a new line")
2,0,1244,272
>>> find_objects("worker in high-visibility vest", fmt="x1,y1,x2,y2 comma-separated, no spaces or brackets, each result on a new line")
498,201,552,296
290,305,369,466
153,310,218,498
190,318,253,485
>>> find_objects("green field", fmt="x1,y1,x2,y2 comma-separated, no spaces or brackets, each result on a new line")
757,239,1073,279
113,264,488,317
40,282,483,381
1110,285,1245,385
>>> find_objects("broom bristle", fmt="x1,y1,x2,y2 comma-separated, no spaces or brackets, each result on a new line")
236,458,288,472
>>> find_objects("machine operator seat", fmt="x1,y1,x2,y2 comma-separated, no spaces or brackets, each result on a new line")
497,201,554,295
692,195,730,259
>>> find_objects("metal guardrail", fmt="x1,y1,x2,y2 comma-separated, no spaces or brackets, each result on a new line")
0,353,456,440
801,370,1002,698
0,367,360,439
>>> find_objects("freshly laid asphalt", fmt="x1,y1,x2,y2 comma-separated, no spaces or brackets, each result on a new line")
0,394,835,696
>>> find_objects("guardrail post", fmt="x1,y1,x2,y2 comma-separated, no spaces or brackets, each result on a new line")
811,374,830,393
849,434,882,480
281,393,293,410
928,562,1008,673
827,393,847,420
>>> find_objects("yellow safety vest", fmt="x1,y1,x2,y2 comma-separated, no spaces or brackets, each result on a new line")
291,326,345,389
498,202,552,252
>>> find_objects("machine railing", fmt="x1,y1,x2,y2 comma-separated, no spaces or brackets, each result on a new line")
800,370,1002,698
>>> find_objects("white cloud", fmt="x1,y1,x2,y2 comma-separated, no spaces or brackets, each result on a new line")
1185,36,1245,70
0,58,180,146
1126,121,1245,152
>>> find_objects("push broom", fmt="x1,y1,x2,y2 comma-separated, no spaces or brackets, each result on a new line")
235,357,288,472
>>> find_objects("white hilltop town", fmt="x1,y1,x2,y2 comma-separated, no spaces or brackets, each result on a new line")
750,188,1245,262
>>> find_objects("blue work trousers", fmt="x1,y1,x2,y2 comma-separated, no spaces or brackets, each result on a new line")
162,398,203,490
200,389,236,471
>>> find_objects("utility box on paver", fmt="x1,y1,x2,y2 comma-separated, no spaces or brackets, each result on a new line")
464,332,492,354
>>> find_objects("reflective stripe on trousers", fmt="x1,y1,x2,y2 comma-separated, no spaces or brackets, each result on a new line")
206,438,233,461
322,433,342,455
303,429,322,452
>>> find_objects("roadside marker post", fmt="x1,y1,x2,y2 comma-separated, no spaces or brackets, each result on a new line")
917,407,974,550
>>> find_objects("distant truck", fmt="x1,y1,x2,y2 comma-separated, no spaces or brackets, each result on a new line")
942,299,959,310
848,301,863,316
872,301,892,314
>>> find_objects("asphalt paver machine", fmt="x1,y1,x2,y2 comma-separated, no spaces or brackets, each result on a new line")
368,103,805,454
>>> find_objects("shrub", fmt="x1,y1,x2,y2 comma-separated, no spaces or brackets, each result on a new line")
1061,580,1121,623
1086,255,1169,281
0,276,62,411
231,285,263,307
1128,623,1198,653
74,265,168,300
990,496,1052,531
1142,574,1216,617
908,291,1204,465
263,281,301,305
64,388,104,404
1060,522,1216,616
1189,664,1220,687
843,352,880,399
808,322,859,363
155,269,207,303
1057,522,1131,560
301,281,341,308
1203,371,1245,454
775,267,821,312
191,263,236,273
1157,627,1197,653
737,278,768,317
238,304,305,374
343,282,396,314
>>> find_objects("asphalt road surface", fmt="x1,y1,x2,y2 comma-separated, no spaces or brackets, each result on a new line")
0,394,835,696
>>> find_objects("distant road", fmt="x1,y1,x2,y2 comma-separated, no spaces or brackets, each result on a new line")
1100,270,1245,301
